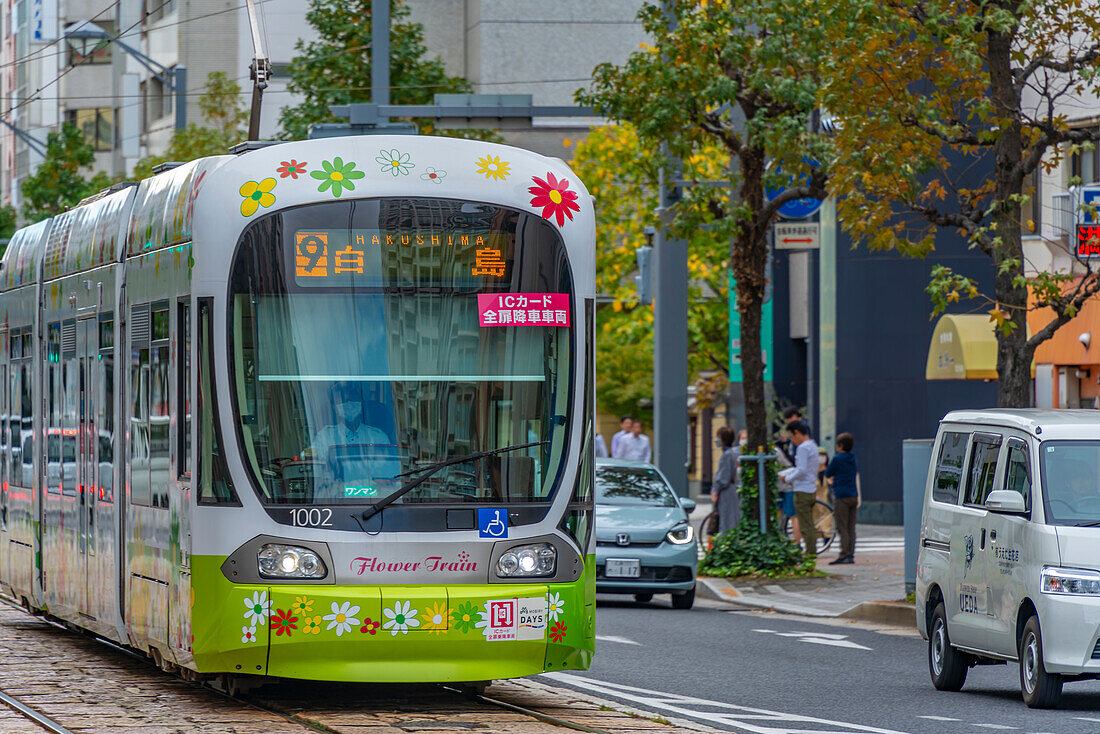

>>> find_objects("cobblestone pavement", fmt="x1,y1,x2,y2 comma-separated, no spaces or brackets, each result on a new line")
0,603,703,734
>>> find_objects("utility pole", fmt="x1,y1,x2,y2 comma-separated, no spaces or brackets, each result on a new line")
652,0,689,499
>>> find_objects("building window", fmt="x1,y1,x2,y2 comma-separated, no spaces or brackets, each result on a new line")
144,0,177,24
65,21,114,65
65,108,114,152
1021,165,1041,234
1070,129,1100,185
142,77,166,126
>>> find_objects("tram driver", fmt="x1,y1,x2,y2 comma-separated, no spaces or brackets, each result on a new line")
310,382,398,497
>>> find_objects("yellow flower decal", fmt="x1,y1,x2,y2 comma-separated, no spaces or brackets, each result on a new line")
476,154,511,181
301,615,323,635
239,178,276,217
291,596,313,615
421,601,449,634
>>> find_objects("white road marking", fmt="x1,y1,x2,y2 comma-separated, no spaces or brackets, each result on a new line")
1075,718,1100,723
971,725,1017,730
595,635,640,646
753,628,873,650
918,716,961,721
542,671,911,734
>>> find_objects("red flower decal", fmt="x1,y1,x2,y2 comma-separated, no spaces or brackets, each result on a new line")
271,608,298,637
361,618,380,635
277,160,308,179
549,621,567,643
528,173,580,227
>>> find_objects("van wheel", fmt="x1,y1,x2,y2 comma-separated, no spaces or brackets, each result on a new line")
1019,616,1062,708
633,593,653,603
929,602,968,691
671,586,695,609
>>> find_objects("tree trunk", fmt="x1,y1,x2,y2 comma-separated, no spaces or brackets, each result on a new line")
734,143,770,452
987,27,1033,408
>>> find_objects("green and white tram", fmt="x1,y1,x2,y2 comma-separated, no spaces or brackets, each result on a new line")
0,135,596,683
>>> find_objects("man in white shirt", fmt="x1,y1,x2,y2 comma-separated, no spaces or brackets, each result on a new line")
610,415,634,458
781,420,819,559
617,420,652,463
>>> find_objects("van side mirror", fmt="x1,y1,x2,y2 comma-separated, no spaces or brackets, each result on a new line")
678,497,697,514
985,489,1027,514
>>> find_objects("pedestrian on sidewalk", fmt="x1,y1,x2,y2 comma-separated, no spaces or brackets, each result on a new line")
780,420,819,559
825,432,860,565
710,426,741,533
610,415,633,459
617,419,652,462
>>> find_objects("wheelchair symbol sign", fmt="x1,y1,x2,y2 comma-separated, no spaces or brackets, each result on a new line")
478,508,508,539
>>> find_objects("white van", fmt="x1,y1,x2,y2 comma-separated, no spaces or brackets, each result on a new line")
916,409,1100,708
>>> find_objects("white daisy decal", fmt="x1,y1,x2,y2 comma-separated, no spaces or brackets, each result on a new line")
323,601,361,637
420,167,446,184
547,592,565,622
383,600,420,635
241,625,257,644
243,590,272,626
376,149,415,177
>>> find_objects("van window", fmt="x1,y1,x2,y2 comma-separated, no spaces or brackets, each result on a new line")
933,431,968,504
964,434,1002,506
1003,439,1031,512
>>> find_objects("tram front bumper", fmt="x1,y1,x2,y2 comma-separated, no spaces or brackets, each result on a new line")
192,567,595,682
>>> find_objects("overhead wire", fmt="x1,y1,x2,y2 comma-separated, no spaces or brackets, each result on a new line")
0,0,121,72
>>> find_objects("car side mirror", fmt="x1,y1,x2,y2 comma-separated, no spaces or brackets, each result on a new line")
985,489,1027,514
678,497,696,514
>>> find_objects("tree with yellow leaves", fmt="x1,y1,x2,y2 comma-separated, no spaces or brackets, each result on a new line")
571,124,730,422
577,0,830,462
823,0,1100,407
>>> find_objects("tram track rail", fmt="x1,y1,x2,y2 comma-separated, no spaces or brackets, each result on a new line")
0,594,613,734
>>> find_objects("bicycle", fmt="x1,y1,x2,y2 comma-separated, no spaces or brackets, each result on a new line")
780,498,836,554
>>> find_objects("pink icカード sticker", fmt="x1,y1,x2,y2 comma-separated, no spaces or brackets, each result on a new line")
478,293,570,327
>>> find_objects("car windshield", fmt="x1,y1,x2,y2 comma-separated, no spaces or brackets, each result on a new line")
1040,441,1100,525
595,466,677,507
229,198,574,506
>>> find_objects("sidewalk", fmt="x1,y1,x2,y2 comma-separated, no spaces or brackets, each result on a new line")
690,502,914,626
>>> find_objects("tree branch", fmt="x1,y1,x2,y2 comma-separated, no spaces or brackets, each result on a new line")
1027,274,1100,351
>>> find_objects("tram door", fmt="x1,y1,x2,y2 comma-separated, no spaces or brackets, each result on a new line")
76,317,97,616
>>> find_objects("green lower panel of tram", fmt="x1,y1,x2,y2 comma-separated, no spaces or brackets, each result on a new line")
190,556,595,682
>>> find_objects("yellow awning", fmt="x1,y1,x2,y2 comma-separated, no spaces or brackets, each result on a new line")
926,314,999,380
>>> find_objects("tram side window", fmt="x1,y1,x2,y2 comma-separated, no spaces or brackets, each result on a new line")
560,300,594,550
47,322,61,494
7,332,19,484
19,360,31,487
130,306,152,506
197,299,239,505
178,300,191,478
99,316,114,502
61,320,77,497
150,303,170,508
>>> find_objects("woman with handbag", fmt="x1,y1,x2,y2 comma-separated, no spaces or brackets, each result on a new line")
710,426,741,534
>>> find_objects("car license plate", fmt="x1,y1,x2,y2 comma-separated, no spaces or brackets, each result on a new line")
605,558,640,578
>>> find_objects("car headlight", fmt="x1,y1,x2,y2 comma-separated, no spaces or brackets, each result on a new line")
1040,566,1100,596
666,523,694,545
257,544,327,579
496,543,556,578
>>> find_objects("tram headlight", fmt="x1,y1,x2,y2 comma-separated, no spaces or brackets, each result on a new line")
257,544,327,579
496,542,556,578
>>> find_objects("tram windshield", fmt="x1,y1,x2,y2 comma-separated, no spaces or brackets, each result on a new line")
229,198,574,506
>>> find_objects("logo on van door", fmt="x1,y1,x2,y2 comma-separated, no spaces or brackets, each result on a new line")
963,534,974,577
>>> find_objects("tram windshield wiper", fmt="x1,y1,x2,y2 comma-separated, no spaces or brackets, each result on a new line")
358,440,548,523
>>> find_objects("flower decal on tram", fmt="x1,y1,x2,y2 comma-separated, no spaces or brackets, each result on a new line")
271,609,299,637
451,602,480,633
323,601,361,636
420,167,446,184
239,178,277,217
421,602,449,634
360,618,381,635
243,590,272,626
476,154,511,181
375,149,415,177
311,158,366,197
241,625,258,644
528,172,580,226
302,616,323,635
547,592,565,622
276,159,308,179
383,601,420,635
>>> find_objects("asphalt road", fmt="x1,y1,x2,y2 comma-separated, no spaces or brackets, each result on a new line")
541,595,1100,734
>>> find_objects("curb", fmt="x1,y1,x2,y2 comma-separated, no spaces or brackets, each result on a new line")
697,577,917,628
